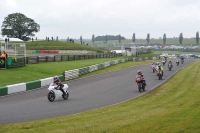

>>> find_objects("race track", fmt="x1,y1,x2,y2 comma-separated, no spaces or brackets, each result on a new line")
0,59,194,124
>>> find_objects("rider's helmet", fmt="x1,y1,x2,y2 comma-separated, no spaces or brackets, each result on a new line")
156,62,159,65
53,76,59,83
152,61,155,64
137,70,142,75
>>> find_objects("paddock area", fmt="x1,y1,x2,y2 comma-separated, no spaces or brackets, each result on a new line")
0,38,26,69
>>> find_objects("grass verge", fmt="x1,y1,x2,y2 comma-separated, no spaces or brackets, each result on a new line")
0,56,128,86
0,60,199,133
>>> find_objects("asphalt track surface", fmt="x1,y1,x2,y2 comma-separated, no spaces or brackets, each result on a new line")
0,59,194,125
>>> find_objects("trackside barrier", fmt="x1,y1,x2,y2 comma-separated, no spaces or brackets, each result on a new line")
64,59,128,81
0,75,64,96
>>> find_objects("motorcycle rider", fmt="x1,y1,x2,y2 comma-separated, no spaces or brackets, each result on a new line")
156,64,164,75
135,70,147,86
180,56,184,63
176,57,180,64
53,76,66,96
162,57,166,65
168,60,173,67
151,61,156,69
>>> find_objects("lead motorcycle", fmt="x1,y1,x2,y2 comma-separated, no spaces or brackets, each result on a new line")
47,83,69,102
135,75,146,92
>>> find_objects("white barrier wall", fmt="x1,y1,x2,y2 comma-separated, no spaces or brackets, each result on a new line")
7,83,26,94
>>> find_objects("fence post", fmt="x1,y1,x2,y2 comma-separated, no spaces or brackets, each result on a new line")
54,55,56,62
26,57,29,64
37,56,39,63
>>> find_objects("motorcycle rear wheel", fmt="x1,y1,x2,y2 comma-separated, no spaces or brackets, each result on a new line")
62,92,69,100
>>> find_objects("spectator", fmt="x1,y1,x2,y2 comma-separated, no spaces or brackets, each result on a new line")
1,50,7,59
1,51,8,68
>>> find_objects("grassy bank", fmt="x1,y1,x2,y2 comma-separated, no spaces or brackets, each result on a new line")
0,60,199,132
26,41,108,52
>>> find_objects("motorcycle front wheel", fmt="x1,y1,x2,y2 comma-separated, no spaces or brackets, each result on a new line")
138,83,142,92
48,91,56,102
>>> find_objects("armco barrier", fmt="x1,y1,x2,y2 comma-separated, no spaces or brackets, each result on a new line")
64,59,128,81
0,75,64,96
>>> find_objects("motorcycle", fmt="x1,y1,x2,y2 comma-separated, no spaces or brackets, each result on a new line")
162,60,166,66
176,61,179,66
181,59,184,64
157,70,163,80
168,64,173,71
135,75,146,92
151,64,156,73
47,83,69,102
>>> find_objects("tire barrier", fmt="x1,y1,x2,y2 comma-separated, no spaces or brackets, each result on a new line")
64,59,128,81
26,53,123,64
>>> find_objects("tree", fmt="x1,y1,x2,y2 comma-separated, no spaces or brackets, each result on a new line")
1,13,40,41
146,33,150,44
56,36,58,41
92,34,95,45
118,34,121,44
163,33,166,44
179,33,183,45
196,31,199,44
80,35,82,44
132,33,135,43
35,37,37,40
52,37,53,41
67,37,69,42
105,35,107,44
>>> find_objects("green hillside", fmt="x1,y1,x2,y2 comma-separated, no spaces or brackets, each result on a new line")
26,41,108,52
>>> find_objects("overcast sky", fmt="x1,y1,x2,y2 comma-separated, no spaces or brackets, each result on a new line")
0,0,200,39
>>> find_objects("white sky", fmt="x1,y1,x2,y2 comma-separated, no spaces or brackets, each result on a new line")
0,0,200,39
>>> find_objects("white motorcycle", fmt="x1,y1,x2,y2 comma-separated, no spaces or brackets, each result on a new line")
47,83,69,102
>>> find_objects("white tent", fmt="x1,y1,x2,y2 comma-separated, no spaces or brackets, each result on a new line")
0,38,24,43
0,38,26,58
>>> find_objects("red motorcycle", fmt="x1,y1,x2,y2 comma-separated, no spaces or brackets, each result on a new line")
135,75,146,92
157,70,163,80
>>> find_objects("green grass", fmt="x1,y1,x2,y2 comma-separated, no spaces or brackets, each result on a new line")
0,60,199,133
0,56,129,86
26,41,108,52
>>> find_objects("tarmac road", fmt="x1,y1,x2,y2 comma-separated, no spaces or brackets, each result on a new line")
0,59,194,125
